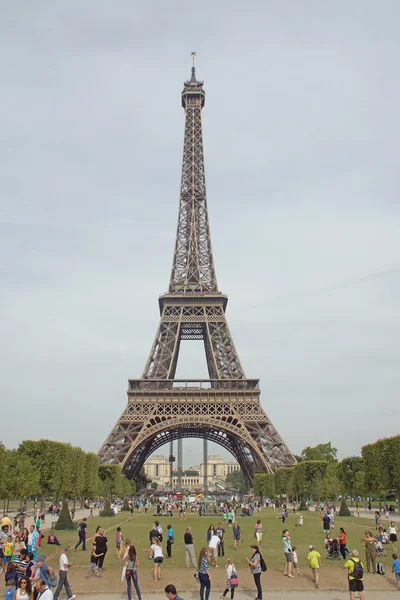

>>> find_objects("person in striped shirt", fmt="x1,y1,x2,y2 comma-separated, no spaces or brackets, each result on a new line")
197,548,211,600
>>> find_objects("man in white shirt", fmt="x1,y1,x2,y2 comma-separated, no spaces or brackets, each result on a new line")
208,533,220,567
36,580,53,600
53,546,76,600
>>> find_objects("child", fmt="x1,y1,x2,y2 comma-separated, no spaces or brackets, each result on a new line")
292,546,302,575
3,536,14,564
116,527,123,556
296,515,304,527
47,530,61,545
222,558,237,599
5,579,15,600
307,545,321,590
86,544,103,578
120,537,131,560
392,553,400,590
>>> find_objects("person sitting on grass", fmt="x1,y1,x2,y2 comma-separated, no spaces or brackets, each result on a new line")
307,545,321,590
47,531,61,546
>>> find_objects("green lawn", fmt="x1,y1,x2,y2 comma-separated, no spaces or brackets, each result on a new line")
44,508,395,575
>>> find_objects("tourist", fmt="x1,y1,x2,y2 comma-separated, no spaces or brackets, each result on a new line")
5,562,19,589
53,546,76,600
232,524,241,550
322,512,331,534
27,526,39,560
223,510,227,524
166,525,174,559
222,557,237,599
374,511,381,530
164,583,184,600
389,522,399,551
339,528,347,560
25,553,36,580
94,528,108,571
247,545,262,600
282,530,293,578
291,546,301,575
360,530,378,574
296,515,303,527
20,529,29,547
144,537,163,583
206,525,215,544
4,536,14,565
74,518,87,551
12,576,32,600
208,531,220,567
0,525,9,572
216,523,225,557
392,553,400,591
197,548,211,600
344,549,364,600
307,545,321,590
47,532,60,547
116,528,123,557
35,580,53,600
227,510,233,527
184,528,197,569
120,538,131,560
124,545,141,600
85,544,102,579
254,520,263,547
6,578,16,600
35,554,56,589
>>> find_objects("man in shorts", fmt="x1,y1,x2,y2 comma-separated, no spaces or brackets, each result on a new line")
344,549,364,600
208,532,220,567
307,545,321,589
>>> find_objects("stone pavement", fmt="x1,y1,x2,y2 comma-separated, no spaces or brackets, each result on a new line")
79,593,398,599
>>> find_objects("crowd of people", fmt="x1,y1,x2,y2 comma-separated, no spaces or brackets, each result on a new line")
1,499,399,600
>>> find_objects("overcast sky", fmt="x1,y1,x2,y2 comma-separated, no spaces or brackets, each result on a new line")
1,1,399,469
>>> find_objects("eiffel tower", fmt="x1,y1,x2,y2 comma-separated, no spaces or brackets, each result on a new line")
99,59,296,486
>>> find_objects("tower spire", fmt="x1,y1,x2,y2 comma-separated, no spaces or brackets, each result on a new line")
190,51,196,82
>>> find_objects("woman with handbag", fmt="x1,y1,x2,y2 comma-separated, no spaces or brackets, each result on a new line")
247,545,263,600
124,545,141,600
222,558,238,599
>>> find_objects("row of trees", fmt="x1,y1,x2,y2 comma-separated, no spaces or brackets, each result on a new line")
0,440,135,510
254,437,400,507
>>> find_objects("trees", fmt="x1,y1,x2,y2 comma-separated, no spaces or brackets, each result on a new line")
292,461,328,502
275,467,295,500
253,473,275,499
301,443,338,463
225,470,248,493
337,456,365,505
362,435,400,508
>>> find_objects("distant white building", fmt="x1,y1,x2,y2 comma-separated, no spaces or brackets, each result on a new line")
143,454,239,491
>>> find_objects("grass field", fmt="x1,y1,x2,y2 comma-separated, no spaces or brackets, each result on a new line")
43,507,395,575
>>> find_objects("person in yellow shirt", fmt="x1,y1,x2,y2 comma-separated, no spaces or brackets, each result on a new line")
307,545,321,589
3,536,14,565
344,549,365,600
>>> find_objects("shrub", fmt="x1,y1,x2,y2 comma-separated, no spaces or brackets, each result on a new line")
55,499,75,530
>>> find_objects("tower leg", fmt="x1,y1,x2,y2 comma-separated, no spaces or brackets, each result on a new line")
169,440,173,490
177,438,183,491
203,438,208,495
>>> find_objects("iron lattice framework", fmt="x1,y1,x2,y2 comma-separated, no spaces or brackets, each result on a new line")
99,64,296,485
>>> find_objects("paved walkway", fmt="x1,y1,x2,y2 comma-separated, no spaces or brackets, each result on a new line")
80,593,398,599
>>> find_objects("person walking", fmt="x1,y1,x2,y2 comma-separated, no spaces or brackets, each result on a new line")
144,537,163,584
339,528,347,560
184,528,197,569
166,525,175,559
389,522,398,551
254,520,263,547
222,558,238,599
392,553,400,591
360,530,378,574
322,513,331,534
344,549,364,600
247,545,262,600
282,530,294,578
124,545,141,600
53,546,76,600
197,548,211,600
232,524,241,551
74,519,87,552
307,545,321,589
216,523,225,558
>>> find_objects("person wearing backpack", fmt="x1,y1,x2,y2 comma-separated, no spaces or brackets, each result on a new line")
344,549,365,600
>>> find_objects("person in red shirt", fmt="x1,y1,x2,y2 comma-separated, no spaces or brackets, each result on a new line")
339,528,347,560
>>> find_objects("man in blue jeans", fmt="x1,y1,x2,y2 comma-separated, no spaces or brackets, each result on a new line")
74,518,87,551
